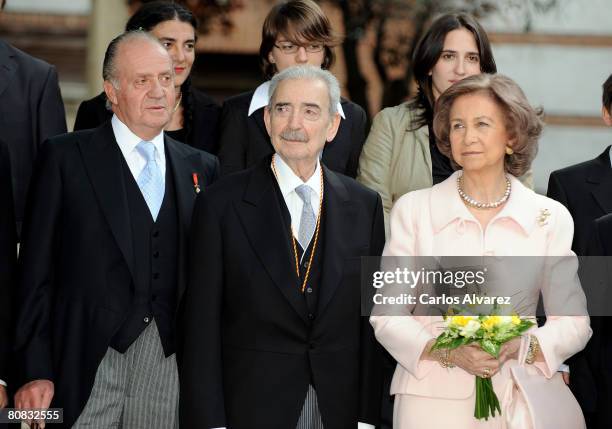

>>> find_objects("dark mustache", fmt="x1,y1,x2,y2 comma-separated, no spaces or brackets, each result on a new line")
279,128,308,142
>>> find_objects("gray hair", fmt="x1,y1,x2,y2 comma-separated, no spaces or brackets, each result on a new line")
268,65,340,117
102,30,167,109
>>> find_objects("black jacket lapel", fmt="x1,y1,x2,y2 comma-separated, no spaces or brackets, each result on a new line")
78,122,136,281
238,160,309,322
318,166,354,316
0,42,16,99
588,147,612,214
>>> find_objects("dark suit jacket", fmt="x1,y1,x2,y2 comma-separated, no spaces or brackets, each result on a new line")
547,146,612,255
217,90,367,178
0,140,16,386
73,88,221,154
547,146,612,418
0,40,67,233
14,122,218,428
583,214,612,429
179,158,385,429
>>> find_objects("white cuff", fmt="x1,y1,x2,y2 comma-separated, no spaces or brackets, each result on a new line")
358,423,375,429
0,379,6,387
558,363,570,373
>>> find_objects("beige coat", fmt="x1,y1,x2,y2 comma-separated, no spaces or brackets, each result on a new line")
357,103,533,238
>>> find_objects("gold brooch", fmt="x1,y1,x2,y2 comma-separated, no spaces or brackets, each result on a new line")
537,208,550,226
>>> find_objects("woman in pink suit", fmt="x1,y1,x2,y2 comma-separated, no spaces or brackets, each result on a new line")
370,73,591,428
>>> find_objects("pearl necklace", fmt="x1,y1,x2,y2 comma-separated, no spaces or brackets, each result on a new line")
457,175,511,209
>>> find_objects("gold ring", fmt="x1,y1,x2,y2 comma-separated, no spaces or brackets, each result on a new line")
483,367,491,378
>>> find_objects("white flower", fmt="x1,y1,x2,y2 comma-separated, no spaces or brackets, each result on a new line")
459,319,481,338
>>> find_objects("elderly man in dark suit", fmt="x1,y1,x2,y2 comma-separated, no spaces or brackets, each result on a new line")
0,0,67,236
13,31,218,428
0,140,16,410
180,65,384,429
547,74,612,428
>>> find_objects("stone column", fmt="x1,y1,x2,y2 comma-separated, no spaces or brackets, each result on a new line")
86,0,128,97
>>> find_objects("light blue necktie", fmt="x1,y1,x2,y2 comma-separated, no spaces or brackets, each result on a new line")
295,184,316,251
136,141,164,221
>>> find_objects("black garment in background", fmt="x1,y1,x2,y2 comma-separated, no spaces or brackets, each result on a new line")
546,146,612,428
0,40,67,235
179,158,385,429
13,122,219,428
73,88,221,154
0,140,16,387
428,123,454,185
583,214,612,429
165,128,186,146
217,90,368,178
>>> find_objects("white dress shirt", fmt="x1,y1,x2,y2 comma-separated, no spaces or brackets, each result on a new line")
273,154,321,255
248,81,345,119
111,115,166,184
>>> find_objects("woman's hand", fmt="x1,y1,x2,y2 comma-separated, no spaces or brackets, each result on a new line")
498,337,522,366
450,343,500,378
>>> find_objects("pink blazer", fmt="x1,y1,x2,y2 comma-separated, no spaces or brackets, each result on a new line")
370,171,592,399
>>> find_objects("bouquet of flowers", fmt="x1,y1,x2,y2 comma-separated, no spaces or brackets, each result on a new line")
430,314,535,420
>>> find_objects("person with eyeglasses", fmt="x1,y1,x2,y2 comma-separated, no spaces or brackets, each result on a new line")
217,0,368,178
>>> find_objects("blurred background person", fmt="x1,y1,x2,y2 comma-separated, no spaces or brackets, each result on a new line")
217,0,367,178
0,0,67,237
371,73,591,428
74,1,221,155
547,73,612,428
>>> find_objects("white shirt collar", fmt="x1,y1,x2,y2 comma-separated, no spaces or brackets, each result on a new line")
111,114,165,160
248,80,346,119
273,153,322,200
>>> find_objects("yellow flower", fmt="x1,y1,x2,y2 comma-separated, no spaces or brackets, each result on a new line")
450,315,475,327
482,316,502,331
511,315,521,325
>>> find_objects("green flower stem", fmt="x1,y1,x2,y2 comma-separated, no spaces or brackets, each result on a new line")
474,376,501,420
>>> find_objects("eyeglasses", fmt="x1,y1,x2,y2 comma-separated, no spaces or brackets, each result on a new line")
274,42,325,54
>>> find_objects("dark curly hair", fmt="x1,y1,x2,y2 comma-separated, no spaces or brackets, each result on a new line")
126,1,198,144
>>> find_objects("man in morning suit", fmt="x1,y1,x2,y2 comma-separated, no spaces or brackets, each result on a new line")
547,74,612,428
0,140,16,411
13,31,218,428
180,65,384,429
0,0,67,236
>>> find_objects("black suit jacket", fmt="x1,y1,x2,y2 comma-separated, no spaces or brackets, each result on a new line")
179,158,385,429
0,141,16,385
583,213,612,429
547,146,612,255
14,122,218,428
0,40,67,233
74,88,221,154
547,146,612,418
217,90,367,178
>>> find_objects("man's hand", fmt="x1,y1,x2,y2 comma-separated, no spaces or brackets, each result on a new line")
15,380,54,428
15,379,54,410
0,385,7,409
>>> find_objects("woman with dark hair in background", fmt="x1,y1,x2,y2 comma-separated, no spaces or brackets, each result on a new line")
74,1,220,154
217,0,367,178
356,13,531,237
